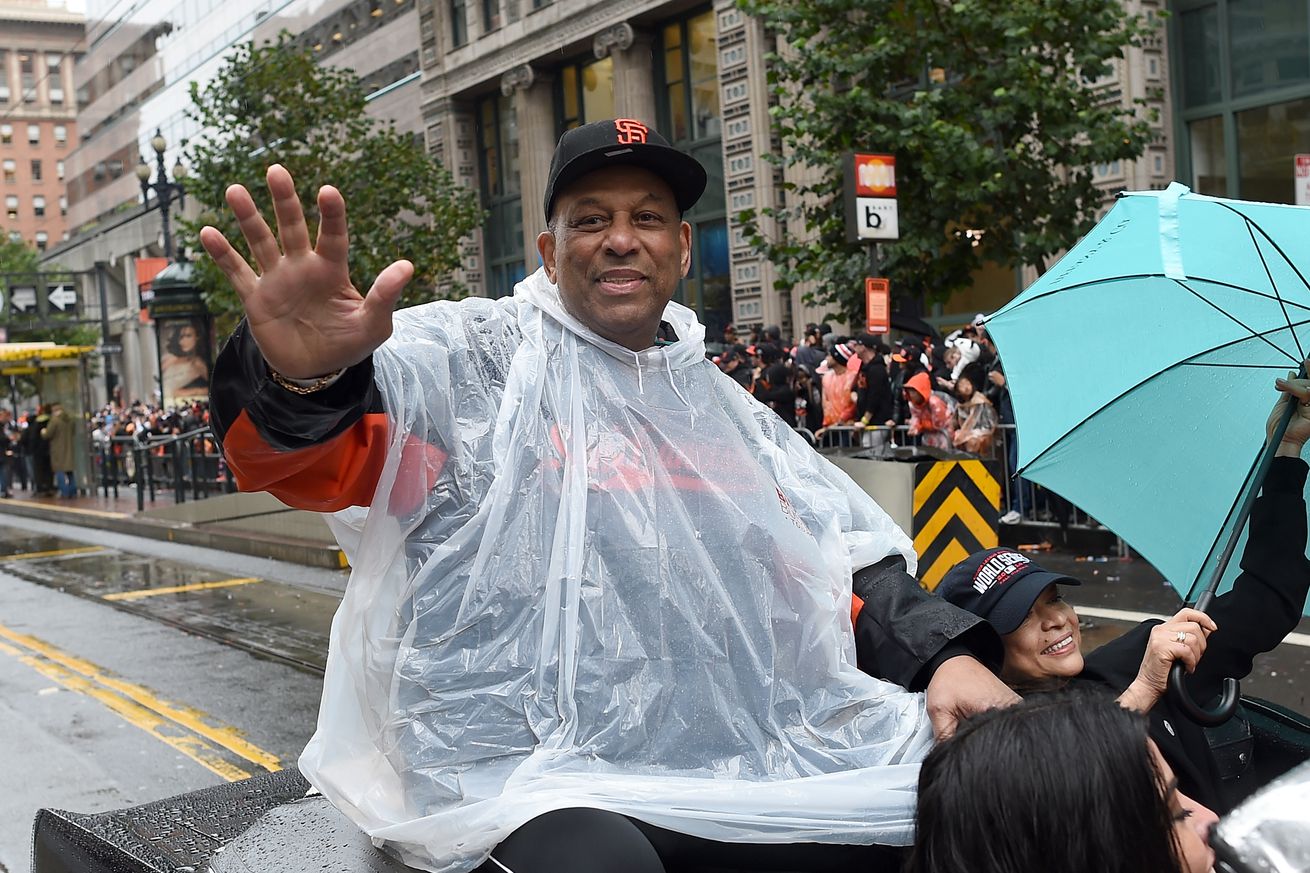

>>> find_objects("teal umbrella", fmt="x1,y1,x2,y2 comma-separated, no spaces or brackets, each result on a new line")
986,183,1310,723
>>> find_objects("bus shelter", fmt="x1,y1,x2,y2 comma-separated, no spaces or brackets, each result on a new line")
0,342,97,494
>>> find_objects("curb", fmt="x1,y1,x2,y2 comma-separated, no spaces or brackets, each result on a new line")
0,499,349,570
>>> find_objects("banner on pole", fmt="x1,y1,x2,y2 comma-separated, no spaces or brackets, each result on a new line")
865,277,890,334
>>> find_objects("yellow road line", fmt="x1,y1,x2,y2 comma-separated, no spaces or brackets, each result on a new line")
2,545,107,561
0,623,281,774
15,651,253,782
9,503,126,520
103,577,261,602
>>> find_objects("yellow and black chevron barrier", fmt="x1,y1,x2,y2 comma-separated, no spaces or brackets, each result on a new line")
912,459,1001,591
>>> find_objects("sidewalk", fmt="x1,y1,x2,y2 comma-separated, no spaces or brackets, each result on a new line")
0,483,347,569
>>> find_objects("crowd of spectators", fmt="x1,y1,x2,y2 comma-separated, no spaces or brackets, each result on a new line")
712,315,1041,524
0,398,213,499
715,316,1008,453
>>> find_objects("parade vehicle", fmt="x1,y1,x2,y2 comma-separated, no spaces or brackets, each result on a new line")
29,693,1310,873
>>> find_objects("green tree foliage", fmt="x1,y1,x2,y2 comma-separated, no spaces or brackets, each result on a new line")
0,237,40,275
179,33,484,334
738,0,1157,322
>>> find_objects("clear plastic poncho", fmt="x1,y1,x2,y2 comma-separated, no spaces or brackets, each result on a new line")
300,268,932,872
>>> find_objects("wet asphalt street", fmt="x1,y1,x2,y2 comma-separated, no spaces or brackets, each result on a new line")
0,512,1306,871
0,513,338,873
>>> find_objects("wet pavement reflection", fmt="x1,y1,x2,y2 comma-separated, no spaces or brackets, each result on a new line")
0,526,334,674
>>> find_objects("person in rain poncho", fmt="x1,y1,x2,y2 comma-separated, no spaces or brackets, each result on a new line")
200,118,1016,873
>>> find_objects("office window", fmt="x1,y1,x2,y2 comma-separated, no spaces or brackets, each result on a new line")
1230,0,1310,99
658,8,728,334
661,11,721,143
35,231,47,251
7,231,20,243
54,125,67,146
56,160,64,180
5,195,17,219
0,50,8,103
450,0,467,47
59,194,66,215
27,124,39,145
2,160,13,182
33,195,45,217
46,56,63,104
557,57,614,132
30,159,41,181
19,53,35,103
477,92,524,297
482,0,500,32
0,124,11,144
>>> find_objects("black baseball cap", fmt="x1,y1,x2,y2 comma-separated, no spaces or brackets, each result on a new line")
543,118,708,220
852,333,881,347
936,548,1080,635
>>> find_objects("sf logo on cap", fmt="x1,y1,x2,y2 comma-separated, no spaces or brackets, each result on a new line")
615,119,649,144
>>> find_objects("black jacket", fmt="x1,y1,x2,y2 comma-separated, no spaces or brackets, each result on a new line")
1079,455,1310,812
752,361,797,428
855,357,893,425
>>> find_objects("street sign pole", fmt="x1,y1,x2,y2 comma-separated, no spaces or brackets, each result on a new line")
95,262,115,400
844,152,899,335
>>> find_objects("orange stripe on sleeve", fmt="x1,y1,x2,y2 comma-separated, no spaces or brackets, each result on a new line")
222,410,391,512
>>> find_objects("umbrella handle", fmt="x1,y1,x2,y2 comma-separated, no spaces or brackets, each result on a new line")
1167,665,1239,727
1164,362,1304,727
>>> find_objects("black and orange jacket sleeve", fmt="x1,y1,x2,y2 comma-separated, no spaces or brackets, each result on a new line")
849,554,1004,691
209,320,389,512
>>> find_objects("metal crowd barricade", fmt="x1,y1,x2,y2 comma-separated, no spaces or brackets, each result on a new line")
806,422,1114,535
90,427,232,511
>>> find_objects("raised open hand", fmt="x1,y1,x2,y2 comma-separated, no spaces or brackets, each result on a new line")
198,164,413,379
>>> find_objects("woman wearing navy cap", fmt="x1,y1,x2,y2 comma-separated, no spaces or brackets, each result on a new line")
936,373,1310,813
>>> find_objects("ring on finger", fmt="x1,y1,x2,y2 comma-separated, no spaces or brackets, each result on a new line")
1175,631,1188,643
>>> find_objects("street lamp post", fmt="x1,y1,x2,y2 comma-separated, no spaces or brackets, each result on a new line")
135,128,188,261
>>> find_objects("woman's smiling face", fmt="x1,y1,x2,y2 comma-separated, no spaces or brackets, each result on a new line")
1000,584,1085,687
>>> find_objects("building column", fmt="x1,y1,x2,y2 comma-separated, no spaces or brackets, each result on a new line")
424,95,485,296
505,65,554,270
713,0,791,334
596,23,657,125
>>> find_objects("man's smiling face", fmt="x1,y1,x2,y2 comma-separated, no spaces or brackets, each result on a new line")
537,165,691,351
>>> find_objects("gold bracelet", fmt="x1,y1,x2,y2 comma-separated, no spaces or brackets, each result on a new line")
267,366,345,395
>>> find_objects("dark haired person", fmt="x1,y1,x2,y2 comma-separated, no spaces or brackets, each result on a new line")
950,363,996,457
200,118,1014,872
850,335,892,450
910,690,1218,873
751,342,796,427
937,372,1310,812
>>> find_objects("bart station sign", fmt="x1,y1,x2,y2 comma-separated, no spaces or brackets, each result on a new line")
843,152,899,243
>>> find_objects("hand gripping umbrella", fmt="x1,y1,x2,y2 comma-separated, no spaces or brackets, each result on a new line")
986,183,1310,725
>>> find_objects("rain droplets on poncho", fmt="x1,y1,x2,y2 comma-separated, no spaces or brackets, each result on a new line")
301,268,933,872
